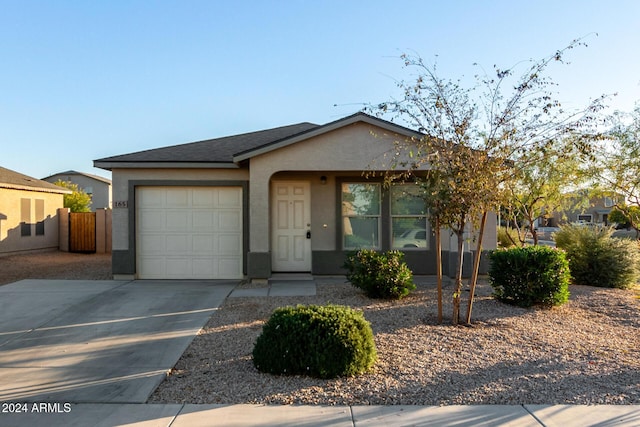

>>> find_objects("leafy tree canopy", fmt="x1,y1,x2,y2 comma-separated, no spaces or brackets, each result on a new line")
54,180,92,213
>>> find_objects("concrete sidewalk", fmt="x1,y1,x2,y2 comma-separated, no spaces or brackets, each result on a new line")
0,403,639,426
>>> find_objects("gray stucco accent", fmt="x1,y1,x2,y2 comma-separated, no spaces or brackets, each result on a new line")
311,249,490,276
247,251,272,278
111,179,249,278
112,249,136,275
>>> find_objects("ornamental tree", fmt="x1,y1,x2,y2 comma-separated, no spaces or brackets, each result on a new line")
367,38,606,324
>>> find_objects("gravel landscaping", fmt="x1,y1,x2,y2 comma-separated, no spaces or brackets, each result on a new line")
0,250,112,286
2,251,638,406
150,276,640,406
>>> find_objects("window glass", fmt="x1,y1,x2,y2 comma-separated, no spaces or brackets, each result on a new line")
342,183,380,249
342,184,380,216
343,217,379,249
391,184,428,249
391,184,427,215
391,217,428,248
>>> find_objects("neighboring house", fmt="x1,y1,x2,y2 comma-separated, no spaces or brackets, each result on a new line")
94,112,496,280
42,170,112,210
546,193,622,227
0,166,71,256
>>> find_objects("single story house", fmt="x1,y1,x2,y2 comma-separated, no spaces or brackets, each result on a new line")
42,170,112,210
0,166,71,256
94,113,496,280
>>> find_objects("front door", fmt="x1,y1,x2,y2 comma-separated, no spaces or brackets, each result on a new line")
271,181,311,271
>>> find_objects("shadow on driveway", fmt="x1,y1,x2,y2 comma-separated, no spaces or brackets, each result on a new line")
0,279,236,403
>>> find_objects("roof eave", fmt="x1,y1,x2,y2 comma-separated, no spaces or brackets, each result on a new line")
0,183,72,194
93,161,241,171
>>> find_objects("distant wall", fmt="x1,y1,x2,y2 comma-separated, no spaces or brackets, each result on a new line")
0,188,63,256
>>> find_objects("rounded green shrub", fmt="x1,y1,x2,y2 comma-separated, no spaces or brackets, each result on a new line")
554,225,640,289
252,304,377,379
488,245,570,307
343,249,416,299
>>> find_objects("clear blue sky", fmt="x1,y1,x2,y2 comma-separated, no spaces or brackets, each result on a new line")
2,0,639,180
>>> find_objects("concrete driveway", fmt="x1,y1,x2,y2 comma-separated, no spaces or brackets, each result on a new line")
0,279,235,403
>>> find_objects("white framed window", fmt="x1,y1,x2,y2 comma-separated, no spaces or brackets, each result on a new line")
391,184,428,249
342,183,381,249
577,214,593,223
604,197,614,208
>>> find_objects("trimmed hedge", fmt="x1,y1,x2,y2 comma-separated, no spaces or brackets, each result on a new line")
554,225,640,289
489,245,570,307
343,249,416,299
252,304,377,379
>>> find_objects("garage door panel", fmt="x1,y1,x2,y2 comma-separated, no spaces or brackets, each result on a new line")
138,257,166,278
165,211,190,231
166,189,189,207
165,258,191,276
193,211,215,229
218,258,241,278
218,188,241,207
192,188,215,207
166,234,190,253
138,235,166,253
219,211,241,230
137,186,242,280
193,235,215,253
218,234,241,255
138,188,165,207
138,210,165,230
192,258,216,277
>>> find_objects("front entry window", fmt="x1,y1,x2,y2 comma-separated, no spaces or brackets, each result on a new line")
342,183,381,249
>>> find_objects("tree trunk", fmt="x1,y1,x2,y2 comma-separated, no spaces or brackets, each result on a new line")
465,211,487,324
452,229,465,325
435,216,443,324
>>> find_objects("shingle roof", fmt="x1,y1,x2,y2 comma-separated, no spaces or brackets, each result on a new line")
0,166,71,193
95,122,319,164
93,112,422,170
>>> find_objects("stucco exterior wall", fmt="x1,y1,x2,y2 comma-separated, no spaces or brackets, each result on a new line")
110,167,249,252
0,188,63,255
249,122,411,253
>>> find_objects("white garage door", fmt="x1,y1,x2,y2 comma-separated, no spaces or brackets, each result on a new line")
136,186,243,279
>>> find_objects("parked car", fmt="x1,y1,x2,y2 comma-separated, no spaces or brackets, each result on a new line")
393,229,427,248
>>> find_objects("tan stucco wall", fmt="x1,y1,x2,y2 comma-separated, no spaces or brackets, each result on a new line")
0,188,63,255
110,168,249,251
249,122,414,252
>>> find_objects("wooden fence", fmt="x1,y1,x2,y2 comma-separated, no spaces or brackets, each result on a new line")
58,208,111,253
69,212,96,252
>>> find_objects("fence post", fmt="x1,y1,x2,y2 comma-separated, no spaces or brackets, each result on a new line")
96,209,106,254
58,208,70,252
106,208,112,253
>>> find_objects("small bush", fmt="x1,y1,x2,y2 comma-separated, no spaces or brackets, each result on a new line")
489,245,570,307
252,305,377,379
343,249,416,299
554,225,640,289
497,227,521,248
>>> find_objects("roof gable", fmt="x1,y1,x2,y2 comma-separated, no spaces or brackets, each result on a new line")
234,112,421,162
